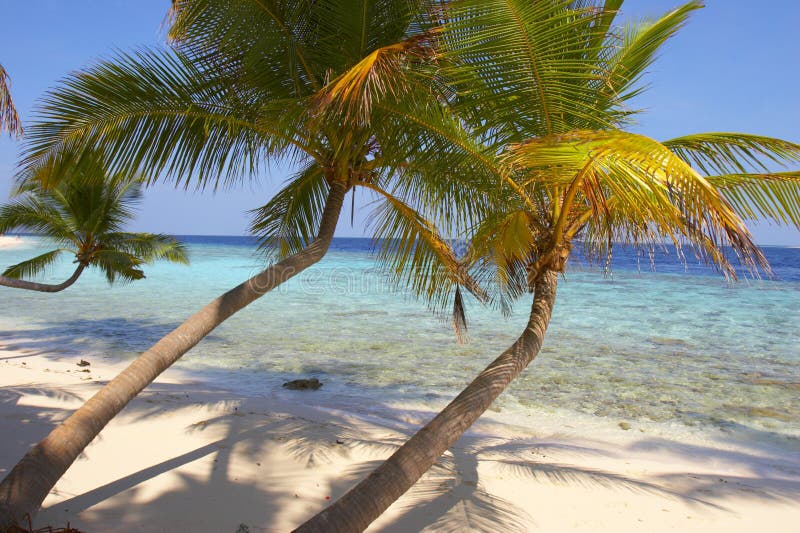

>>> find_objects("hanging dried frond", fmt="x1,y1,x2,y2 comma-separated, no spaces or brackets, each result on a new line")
0,64,22,137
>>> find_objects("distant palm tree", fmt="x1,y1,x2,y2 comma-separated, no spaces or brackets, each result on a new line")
298,1,800,530
0,1,485,526
0,159,188,292
0,63,22,137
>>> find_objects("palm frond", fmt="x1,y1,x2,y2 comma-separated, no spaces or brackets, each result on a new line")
439,0,620,139
249,162,331,259
90,176,144,235
2,249,65,280
364,180,485,340
313,31,437,126
663,133,800,175
0,194,76,244
105,233,190,265
0,63,23,137
603,1,702,102
510,129,769,278
20,48,314,190
168,0,429,102
92,249,146,284
706,171,800,228
587,0,624,54
168,0,323,94
467,206,543,314
372,96,507,224
311,0,427,64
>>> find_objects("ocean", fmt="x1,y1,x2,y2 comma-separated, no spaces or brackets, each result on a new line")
1,236,798,445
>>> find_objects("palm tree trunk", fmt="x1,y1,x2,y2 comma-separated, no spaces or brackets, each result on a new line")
0,265,85,293
295,269,559,533
0,180,348,528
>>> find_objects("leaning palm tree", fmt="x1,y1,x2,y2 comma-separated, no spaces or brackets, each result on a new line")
0,1,488,526
0,63,22,137
298,1,800,530
0,159,189,292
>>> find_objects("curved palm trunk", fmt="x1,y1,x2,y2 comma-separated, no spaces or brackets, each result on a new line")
0,265,85,293
296,269,559,532
0,181,348,528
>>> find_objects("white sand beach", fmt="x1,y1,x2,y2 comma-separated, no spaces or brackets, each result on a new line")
1,340,799,532
0,236,25,250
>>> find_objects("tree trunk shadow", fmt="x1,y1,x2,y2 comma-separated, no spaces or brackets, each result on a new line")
377,444,533,532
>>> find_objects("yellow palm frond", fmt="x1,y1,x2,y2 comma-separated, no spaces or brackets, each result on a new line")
466,207,540,313
707,171,800,228
664,132,800,175
313,31,438,126
508,129,769,278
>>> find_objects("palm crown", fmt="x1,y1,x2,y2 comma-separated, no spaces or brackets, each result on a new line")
409,0,800,312
0,156,188,288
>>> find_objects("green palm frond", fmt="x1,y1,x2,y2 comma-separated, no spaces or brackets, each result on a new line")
2,250,65,280
169,0,428,105
603,1,702,103
21,48,313,190
587,0,624,53
0,63,22,137
706,171,800,228
439,0,621,139
91,177,143,235
92,249,146,284
311,0,426,65
105,233,190,265
363,180,485,340
169,0,324,94
249,162,330,259
663,133,800,175
0,194,76,244
372,96,505,225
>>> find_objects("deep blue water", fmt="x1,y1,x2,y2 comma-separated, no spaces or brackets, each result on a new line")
175,234,800,281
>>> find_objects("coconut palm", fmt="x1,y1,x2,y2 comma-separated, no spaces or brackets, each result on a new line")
0,0,487,526
0,159,188,292
0,63,22,137
297,1,800,530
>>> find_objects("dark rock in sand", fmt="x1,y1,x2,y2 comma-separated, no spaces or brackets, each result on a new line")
283,378,323,390
77,359,90,367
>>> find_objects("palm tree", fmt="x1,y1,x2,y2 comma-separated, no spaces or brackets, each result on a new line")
0,159,189,292
0,1,486,526
0,63,22,137
297,1,800,530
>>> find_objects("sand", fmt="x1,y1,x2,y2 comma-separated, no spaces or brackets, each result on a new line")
1,341,799,532
0,236,25,250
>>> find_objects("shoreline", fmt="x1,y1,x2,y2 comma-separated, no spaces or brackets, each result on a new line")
0,235,26,250
2,339,799,532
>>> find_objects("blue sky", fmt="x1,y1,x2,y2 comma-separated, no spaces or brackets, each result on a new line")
1,0,798,244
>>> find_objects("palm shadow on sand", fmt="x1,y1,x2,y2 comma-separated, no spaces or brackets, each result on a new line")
11,381,796,532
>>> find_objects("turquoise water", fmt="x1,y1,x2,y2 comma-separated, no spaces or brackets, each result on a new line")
1,236,798,441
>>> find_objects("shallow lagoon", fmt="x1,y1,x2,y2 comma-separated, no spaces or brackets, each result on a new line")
1,236,798,442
